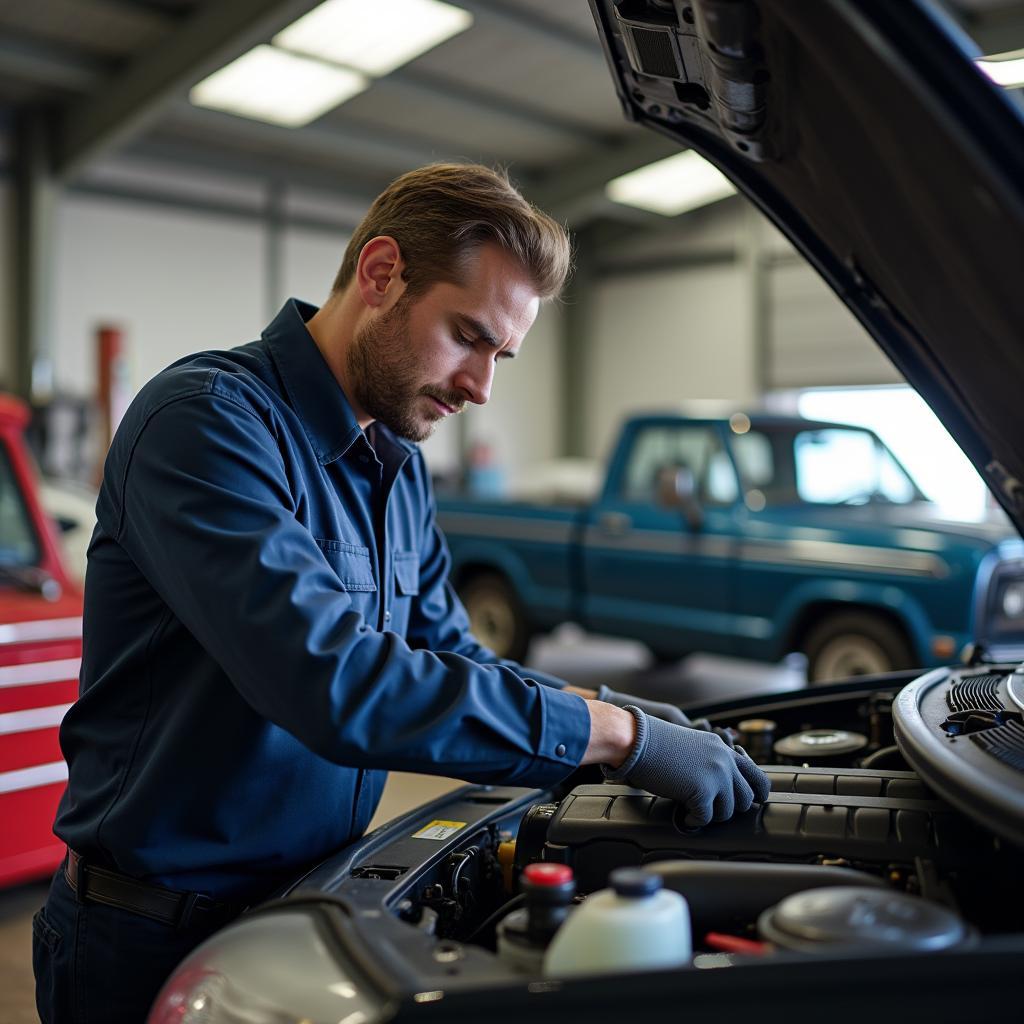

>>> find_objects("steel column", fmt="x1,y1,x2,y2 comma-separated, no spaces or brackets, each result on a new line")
560,225,597,457
12,110,58,401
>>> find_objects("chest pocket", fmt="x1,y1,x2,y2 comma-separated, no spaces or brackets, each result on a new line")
315,539,377,592
390,551,420,636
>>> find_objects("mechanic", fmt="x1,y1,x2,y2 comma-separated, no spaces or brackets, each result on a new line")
33,163,769,1023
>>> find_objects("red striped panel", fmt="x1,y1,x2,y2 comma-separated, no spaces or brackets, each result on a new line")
0,639,82,668
0,727,64,773
0,782,66,887
0,680,79,714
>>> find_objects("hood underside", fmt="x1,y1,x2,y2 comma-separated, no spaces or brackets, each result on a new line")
589,0,1024,531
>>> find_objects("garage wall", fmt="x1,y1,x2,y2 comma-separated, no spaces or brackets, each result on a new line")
279,227,350,311
54,194,266,398
585,260,755,459
37,187,563,484
766,258,902,387
578,198,902,457
13,181,902,484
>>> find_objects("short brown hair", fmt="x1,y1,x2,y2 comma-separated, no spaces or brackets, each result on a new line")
332,163,571,301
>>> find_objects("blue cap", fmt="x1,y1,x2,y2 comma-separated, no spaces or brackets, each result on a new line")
610,868,661,898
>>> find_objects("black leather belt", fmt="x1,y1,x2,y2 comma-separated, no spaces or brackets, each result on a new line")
64,850,242,930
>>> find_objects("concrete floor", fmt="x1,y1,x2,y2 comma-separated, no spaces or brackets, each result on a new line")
1,629,804,1022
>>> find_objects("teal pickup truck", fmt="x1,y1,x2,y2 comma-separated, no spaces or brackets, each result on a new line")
437,414,1024,681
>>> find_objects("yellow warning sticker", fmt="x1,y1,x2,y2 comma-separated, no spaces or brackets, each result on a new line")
412,819,467,841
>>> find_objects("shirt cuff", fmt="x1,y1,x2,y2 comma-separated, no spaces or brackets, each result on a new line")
516,682,590,787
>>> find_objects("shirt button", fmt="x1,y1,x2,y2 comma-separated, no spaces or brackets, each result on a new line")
555,743,567,757
384,610,392,622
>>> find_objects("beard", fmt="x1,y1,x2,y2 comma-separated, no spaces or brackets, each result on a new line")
345,298,465,442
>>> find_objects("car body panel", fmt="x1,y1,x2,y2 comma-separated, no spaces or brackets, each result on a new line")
0,395,83,887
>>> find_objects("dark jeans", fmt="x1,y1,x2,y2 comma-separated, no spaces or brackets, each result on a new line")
33,867,230,1024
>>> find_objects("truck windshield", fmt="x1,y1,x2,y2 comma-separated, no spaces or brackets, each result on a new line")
732,427,924,507
0,445,41,568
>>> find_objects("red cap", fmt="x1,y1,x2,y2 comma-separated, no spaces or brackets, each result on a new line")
522,862,573,887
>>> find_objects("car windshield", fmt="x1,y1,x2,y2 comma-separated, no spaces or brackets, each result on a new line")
732,426,923,507
0,444,40,569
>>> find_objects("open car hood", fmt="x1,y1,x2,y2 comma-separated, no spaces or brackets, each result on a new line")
589,0,1024,531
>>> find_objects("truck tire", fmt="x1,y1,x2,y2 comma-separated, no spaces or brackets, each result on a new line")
803,610,916,684
458,573,532,663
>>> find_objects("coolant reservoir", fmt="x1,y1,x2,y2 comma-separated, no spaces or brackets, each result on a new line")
543,868,691,977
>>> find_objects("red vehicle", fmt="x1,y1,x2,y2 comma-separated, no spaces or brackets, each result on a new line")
0,394,83,887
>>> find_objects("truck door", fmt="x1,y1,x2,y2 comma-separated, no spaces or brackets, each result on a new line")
580,421,740,659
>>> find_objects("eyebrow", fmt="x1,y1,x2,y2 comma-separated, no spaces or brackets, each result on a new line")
456,314,516,357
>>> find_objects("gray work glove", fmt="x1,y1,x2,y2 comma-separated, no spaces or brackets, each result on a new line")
602,705,771,828
598,685,735,746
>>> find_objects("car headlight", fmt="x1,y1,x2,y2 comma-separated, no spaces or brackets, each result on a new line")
1003,581,1024,619
977,555,1024,649
148,906,384,1024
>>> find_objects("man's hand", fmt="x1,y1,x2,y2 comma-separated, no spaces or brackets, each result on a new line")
601,705,770,827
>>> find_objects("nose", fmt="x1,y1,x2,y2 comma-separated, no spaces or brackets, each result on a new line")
453,353,495,406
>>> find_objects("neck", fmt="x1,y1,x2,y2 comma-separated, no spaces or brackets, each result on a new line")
306,289,374,428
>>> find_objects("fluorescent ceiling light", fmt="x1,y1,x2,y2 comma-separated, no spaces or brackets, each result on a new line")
977,52,1024,89
275,0,473,76
190,45,367,127
606,150,736,216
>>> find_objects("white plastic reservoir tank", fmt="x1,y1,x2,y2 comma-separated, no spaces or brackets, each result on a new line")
543,868,692,977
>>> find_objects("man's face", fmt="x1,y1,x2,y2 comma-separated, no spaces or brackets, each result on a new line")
346,243,540,442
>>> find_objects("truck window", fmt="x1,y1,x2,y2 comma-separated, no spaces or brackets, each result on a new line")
795,428,917,504
0,445,40,567
622,426,737,504
731,430,774,488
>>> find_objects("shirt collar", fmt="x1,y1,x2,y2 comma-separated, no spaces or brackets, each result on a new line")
262,298,417,466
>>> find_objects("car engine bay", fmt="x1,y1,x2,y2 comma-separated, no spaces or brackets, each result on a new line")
410,665,1021,967
301,663,1024,976
156,665,1024,1021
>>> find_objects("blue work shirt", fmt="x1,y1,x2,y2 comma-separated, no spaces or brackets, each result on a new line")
55,299,590,899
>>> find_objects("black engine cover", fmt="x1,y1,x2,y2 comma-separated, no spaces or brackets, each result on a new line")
530,767,992,892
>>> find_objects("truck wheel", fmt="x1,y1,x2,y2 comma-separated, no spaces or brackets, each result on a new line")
803,611,915,684
458,573,532,663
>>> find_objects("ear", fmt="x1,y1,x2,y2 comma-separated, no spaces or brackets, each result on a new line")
355,236,407,311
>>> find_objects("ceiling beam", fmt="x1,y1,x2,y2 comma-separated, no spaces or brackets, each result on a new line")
0,36,106,93
162,102,456,176
54,0,326,181
384,66,613,147
527,130,682,222
0,30,608,152
126,136,386,207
